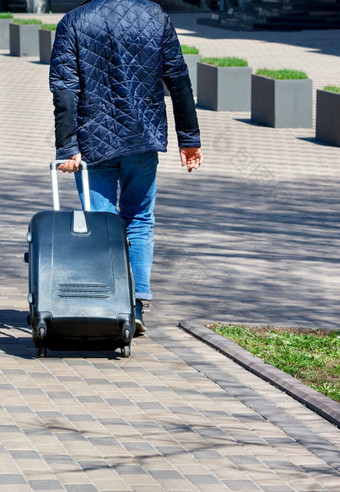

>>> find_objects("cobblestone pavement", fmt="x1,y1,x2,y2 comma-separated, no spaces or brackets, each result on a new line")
0,12,339,492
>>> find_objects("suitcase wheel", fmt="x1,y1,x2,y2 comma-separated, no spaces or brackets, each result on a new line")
37,321,47,339
122,321,132,341
24,251,29,263
121,345,131,358
36,344,47,358
123,328,130,340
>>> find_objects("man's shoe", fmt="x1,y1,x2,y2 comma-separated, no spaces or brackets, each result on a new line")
135,300,147,334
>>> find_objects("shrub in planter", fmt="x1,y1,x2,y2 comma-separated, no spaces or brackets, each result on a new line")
251,68,312,128
197,57,252,111
316,86,340,147
39,24,57,64
0,12,13,50
10,18,42,57
164,44,201,97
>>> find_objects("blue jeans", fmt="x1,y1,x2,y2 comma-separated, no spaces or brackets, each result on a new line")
75,152,158,301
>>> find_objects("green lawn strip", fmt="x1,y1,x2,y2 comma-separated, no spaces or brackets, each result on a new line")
210,324,340,402
256,68,308,80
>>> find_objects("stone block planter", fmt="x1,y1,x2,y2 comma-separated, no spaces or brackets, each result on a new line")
315,88,340,147
0,15,13,50
39,26,56,64
251,73,313,128
183,53,201,97
197,61,252,111
164,52,201,97
9,21,42,57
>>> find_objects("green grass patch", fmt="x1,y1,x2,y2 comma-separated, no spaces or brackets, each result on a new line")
181,44,199,55
209,324,340,402
0,12,14,19
324,85,340,94
12,18,42,25
201,57,248,67
256,68,308,80
40,23,57,31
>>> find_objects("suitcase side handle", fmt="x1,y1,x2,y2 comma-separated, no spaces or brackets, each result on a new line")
50,160,91,212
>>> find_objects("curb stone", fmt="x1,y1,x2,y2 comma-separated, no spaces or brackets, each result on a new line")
179,319,340,428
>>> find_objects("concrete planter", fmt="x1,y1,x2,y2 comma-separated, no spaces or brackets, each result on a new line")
183,53,201,97
164,54,201,97
197,63,252,111
0,18,12,50
39,29,56,64
315,89,340,147
10,23,40,57
251,74,313,128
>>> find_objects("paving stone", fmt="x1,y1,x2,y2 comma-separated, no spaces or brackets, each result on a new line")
0,425,21,433
46,392,73,399
228,456,263,466
9,450,40,460
43,455,76,465
192,450,225,460
77,396,103,403
23,428,52,436
149,469,183,480
84,378,111,385
56,433,87,442
65,414,95,422
223,480,260,491
65,486,98,492
18,388,44,395
28,480,64,490
123,441,155,451
136,402,164,410
185,474,221,484
5,406,33,414
105,397,137,407
261,486,295,492
88,437,118,446
114,464,148,475
0,475,27,484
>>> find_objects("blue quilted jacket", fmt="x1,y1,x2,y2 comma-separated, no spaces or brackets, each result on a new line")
50,0,200,165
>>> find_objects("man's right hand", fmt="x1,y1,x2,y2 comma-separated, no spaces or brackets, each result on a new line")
58,153,82,173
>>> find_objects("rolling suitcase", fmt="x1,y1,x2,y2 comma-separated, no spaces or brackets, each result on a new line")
25,161,136,358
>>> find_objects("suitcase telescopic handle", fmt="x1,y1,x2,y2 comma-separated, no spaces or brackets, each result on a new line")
50,160,91,212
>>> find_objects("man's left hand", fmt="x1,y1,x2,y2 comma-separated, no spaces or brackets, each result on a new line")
179,147,203,173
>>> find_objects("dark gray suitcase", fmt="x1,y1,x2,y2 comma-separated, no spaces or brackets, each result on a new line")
25,161,135,358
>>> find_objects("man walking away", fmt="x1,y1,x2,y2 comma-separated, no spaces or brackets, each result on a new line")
50,0,203,333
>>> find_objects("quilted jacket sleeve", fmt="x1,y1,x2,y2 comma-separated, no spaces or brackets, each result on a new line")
49,17,81,160
162,15,201,149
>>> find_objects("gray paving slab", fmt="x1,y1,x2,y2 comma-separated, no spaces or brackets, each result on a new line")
0,11,340,492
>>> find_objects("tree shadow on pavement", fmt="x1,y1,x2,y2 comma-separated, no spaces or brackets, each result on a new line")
2,158,340,333
152,171,340,329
